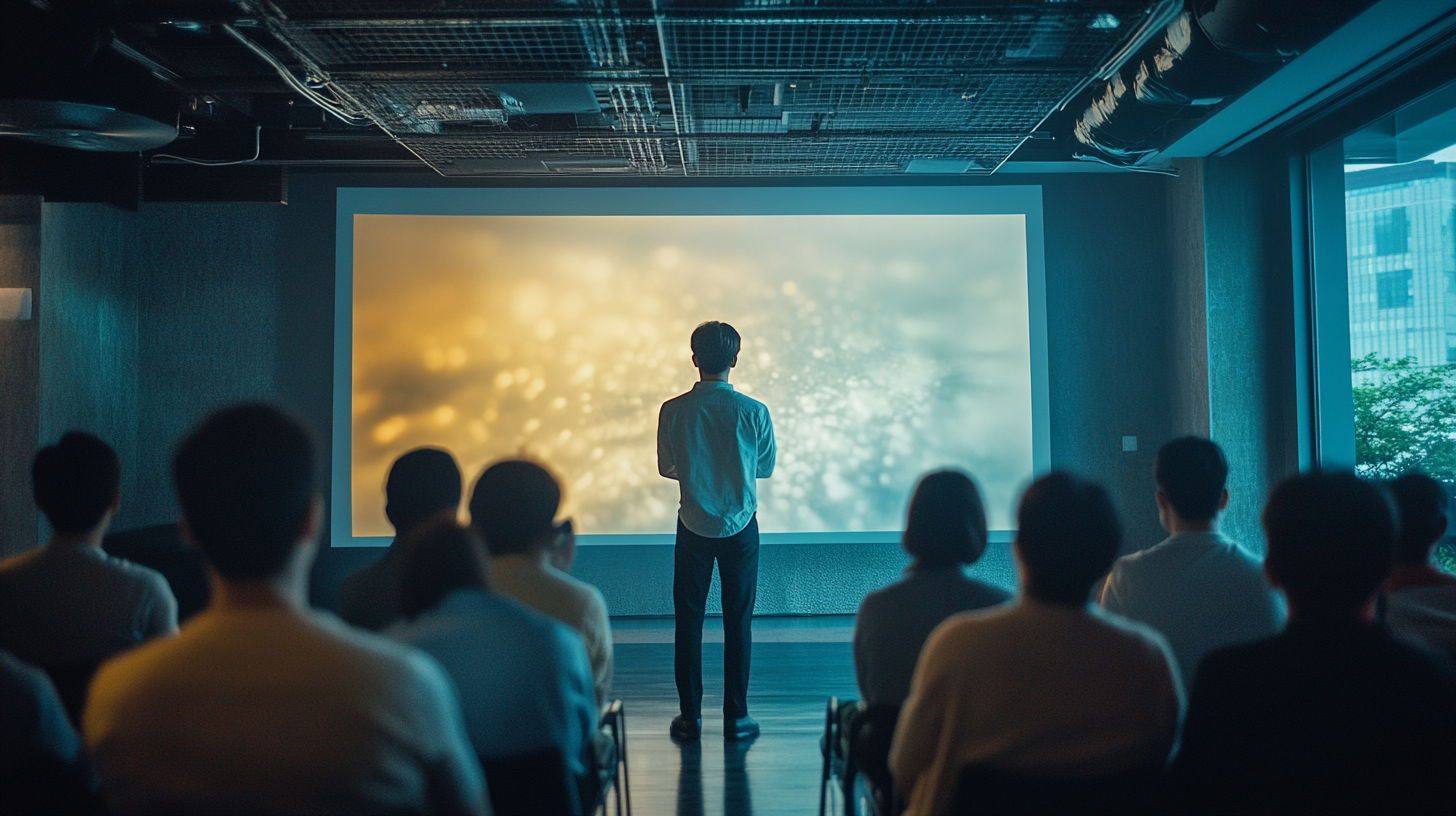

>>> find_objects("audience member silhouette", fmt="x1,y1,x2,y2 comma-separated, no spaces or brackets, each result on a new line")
388,517,598,782
338,446,464,631
1171,471,1456,815
853,469,1011,707
1382,472,1456,662
890,472,1181,816
83,404,488,815
0,649,96,814
1100,436,1284,687
0,432,177,723
470,459,613,707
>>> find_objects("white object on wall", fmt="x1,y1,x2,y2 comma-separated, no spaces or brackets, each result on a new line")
0,288,31,321
1122,435,1138,452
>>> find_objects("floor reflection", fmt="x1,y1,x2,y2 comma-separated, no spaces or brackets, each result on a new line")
615,640,857,816
673,737,757,816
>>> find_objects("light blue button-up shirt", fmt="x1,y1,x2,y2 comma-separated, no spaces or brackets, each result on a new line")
657,380,775,538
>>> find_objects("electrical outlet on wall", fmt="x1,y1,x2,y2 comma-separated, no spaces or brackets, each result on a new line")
1122,436,1137,452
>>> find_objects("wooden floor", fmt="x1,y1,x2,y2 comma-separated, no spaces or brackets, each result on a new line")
611,618,859,816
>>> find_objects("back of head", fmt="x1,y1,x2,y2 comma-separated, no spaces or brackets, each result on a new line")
172,403,317,581
385,447,463,535
903,470,989,569
690,321,741,375
1263,471,1395,616
32,432,121,534
468,459,561,556
1388,472,1449,564
1016,472,1121,605
397,516,489,619
1154,436,1228,522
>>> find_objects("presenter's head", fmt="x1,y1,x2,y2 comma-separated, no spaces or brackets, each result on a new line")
903,469,989,571
385,447,462,537
691,321,740,381
173,403,322,604
1262,471,1394,623
469,459,564,559
1014,472,1121,606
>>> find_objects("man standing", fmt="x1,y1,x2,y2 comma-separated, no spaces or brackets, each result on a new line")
658,321,775,741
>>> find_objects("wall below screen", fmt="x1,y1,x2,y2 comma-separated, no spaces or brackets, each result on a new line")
309,540,1016,617
31,164,1302,615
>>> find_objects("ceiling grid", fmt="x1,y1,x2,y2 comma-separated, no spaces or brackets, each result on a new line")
249,0,1170,175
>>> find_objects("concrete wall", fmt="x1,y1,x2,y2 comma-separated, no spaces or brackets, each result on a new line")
0,197,41,558
36,203,283,536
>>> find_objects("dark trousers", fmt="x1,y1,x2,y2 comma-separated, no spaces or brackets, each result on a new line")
674,515,760,719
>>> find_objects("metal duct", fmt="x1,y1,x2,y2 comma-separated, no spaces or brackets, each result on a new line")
1072,0,1375,166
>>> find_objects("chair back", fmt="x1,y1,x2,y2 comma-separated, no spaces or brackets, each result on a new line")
480,747,582,816
40,658,103,730
946,763,1164,816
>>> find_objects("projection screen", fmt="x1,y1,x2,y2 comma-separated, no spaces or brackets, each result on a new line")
333,187,1048,547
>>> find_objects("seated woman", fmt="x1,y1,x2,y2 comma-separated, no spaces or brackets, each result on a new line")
853,470,1012,706
387,516,598,780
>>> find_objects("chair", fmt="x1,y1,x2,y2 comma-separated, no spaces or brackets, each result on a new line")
594,699,632,816
820,698,901,816
39,658,102,731
480,747,581,816
945,763,1165,816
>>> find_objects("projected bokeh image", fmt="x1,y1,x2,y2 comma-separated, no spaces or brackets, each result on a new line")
351,213,1032,537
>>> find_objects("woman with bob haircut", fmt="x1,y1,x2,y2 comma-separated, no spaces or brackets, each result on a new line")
852,470,1012,706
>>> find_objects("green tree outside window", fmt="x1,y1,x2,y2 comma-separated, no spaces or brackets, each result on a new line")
1352,354,1456,573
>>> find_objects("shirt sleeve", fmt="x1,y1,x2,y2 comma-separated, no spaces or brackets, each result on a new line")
756,408,775,479
657,403,677,480
584,591,614,709
143,574,180,638
1098,561,1126,615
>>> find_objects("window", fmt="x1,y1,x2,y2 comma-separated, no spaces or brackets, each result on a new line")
1342,85,1456,495
1376,268,1413,309
1374,208,1410,255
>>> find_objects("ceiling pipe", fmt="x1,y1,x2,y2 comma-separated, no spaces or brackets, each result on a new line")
1071,0,1375,167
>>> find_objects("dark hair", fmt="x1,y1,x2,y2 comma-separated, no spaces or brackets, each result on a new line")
1016,472,1121,605
1388,472,1449,564
469,459,561,556
1155,436,1228,522
690,321,741,375
1263,471,1395,615
397,516,489,619
385,447,462,535
903,470,989,569
32,432,121,534
172,403,317,581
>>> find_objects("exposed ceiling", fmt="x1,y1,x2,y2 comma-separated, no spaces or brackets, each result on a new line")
0,0,1420,203
0,0,1178,198
243,0,1175,176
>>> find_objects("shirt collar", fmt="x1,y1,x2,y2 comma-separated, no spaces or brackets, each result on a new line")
691,381,735,392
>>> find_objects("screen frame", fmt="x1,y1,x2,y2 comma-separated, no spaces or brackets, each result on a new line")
333,186,1050,547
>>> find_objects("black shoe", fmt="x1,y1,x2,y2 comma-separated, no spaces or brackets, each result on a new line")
670,715,701,742
725,715,760,741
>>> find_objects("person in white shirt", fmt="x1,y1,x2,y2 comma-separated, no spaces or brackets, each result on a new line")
890,472,1182,816
657,321,775,742
1382,472,1456,663
1100,436,1285,688
0,432,177,669
84,404,489,816
470,459,614,708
